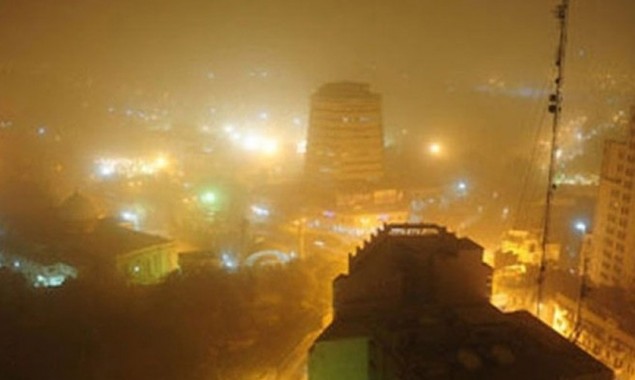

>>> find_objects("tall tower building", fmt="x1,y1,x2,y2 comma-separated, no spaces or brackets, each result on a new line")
588,107,635,288
305,82,384,185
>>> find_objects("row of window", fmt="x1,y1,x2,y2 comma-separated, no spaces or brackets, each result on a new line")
604,225,626,239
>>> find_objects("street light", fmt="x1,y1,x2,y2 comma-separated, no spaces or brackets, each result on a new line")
200,191,217,205
428,142,442,156
574,221,587,234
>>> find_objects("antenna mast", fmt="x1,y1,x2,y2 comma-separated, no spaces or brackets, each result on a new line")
537,0,570,317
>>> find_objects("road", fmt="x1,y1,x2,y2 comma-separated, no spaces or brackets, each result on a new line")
274,329,323,380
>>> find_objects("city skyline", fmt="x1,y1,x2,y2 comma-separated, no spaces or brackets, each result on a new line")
1,1,635,379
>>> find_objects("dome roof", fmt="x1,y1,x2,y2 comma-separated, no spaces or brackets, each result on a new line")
58,192,99,223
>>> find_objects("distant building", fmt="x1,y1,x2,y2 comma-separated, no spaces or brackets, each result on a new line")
0,192,179,286
308,223,613,380
551,290,635,379
588,108,635,289
319,186,409,236
498,229,560,266
305,82,384,186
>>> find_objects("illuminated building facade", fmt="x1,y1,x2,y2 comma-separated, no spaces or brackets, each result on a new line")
308,223,612,380
551,292,635,379
589,109,635,289
305,82,384,185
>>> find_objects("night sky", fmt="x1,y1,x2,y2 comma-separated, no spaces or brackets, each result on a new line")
1,0,635,171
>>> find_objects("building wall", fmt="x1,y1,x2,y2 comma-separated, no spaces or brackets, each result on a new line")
590,136,635,288
552,293,635,379
334,227,490,317
309,337,370,380
334,252,408,317
305,82,384,185
116,242,179,285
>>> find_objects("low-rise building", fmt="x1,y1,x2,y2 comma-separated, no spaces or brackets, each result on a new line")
0,192,178,286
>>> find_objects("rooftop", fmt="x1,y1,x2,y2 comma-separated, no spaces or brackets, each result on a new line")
316,300,612,379
314,81,378,99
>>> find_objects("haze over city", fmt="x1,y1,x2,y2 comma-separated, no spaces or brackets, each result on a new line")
1,1,635,379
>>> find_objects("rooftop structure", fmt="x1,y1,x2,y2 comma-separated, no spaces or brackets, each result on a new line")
308,223,613,380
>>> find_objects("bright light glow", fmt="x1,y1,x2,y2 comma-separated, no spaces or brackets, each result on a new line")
99,163,116,177
200,191,217,204
154,155,169,169
574,221,587,233
230,131,241,141
94,154,172,179
457,181,467,191
429,142,442,155
120,210,142,230
223,124,235,133
552,306,571,335
262,139,278,155
240,134,279,155
36,274,67,287
221,122,282,156
221,253,238,271
296,140,307,154
48,275,65,287
251,205,270,217
243,134,260,151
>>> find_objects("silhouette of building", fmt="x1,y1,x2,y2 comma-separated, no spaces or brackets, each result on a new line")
305,82,384,186
308,223,613,379
0,192,179,286
588,108,635,289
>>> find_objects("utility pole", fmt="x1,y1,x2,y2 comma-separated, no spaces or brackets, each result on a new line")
537,0,570,318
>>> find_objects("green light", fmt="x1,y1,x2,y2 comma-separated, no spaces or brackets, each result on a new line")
200,191,217,204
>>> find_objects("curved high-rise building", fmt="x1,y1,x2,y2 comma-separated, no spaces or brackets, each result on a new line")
305,82,384,185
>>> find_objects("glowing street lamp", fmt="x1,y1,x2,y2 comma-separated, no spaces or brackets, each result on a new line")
574,221,587,234
154,155,169,169
200,191,217,205
428,142,442,156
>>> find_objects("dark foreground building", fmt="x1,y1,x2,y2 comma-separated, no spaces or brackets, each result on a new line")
308,223,613,379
